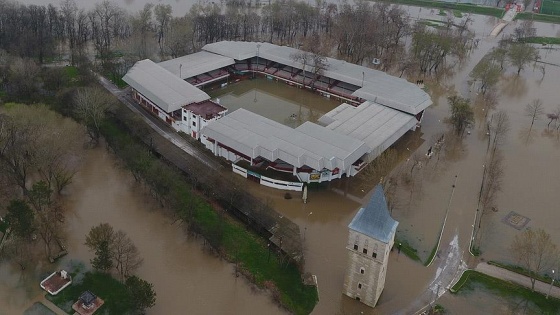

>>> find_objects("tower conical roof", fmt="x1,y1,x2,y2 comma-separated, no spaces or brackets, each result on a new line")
348,185,398,243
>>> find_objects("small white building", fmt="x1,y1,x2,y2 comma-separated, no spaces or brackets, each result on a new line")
182,101,227,140
343,185,398,308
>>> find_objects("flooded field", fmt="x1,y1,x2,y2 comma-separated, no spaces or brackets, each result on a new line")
0,146,287,315
207,78,341,128
1,3,560,314
228,13,560,315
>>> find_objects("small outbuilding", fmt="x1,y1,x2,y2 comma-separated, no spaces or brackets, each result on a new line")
72,290,104,315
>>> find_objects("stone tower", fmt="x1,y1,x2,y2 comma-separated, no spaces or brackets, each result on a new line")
342,185,398,308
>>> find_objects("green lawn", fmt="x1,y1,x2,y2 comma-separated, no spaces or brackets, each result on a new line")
46,272,132,314
541,0,560,15
451,270,560,314
64,66,79,80
394,238,421,262
108,73,128,89
488,261,560,287
516,12,560,23
379,0,505,18
520,36,560,45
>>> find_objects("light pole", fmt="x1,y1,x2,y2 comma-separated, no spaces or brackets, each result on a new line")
546,269,555,299
254,43,261,79
362,71,365,87
267,242,271,262
303,212,313,242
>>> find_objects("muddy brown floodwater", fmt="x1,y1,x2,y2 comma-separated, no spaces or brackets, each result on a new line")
0,146,288,315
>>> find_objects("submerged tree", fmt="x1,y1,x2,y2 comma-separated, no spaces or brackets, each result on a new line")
448,95,474,136
508,43,539,75
112,230,143,281
125,275,157,314
471,57,502,95
84,223,143,280
4,199,35,239
85,223,115,252
525,99,544,130
74,87,112,145
91,240,113,272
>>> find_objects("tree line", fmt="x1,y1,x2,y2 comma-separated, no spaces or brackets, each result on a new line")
0,0,480,79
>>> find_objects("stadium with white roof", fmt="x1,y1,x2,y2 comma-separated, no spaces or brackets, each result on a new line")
123,41,432,191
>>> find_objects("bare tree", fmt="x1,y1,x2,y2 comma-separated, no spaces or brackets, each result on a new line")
154,4,173,57
448,95,474,136
358,149,401,211
112,230,143,281
525,99,544,130
1,236,33,270
475,112,509,250
0,104,81,194
74,87,111,145
546,109,560,129
290,50,312,86
488,110,510,156
511,228,559,291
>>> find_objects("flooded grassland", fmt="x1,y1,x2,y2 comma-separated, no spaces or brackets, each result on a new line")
0,146,288,315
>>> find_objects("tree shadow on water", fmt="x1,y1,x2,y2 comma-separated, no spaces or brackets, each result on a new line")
500,75,528,100
518,127,537,145
541,128,560,149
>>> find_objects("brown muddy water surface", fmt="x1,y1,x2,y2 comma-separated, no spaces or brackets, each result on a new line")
2,9,560,315
207,78,341,128
0,146,287,315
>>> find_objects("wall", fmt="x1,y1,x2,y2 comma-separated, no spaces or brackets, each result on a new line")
342,229,394,308
231,164,303,191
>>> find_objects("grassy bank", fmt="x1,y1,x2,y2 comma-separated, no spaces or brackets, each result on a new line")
450,270,560,314
520,36,560,45
47,271,131,314
100,113,318,314
379,0,505,18
488,261,560,287
516,12,560,23
394,238,421,262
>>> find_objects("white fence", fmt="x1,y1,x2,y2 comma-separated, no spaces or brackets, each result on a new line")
232,164,303,191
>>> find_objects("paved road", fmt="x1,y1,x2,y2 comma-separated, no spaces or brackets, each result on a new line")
476,262,560,299
96,75,221,171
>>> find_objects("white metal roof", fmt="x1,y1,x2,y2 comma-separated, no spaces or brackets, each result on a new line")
158,51,235,80
318,101,417,160
202,108,370,172
123,59,210,113
202,41,432,115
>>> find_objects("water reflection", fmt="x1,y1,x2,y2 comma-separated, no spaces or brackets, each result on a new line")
208,78,340,128
0,146,288,315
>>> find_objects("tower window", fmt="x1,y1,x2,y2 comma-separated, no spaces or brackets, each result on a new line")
360,267,365,274
353,244,358,250
358,283,362,289
363,248,368,254
372,252,377,258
